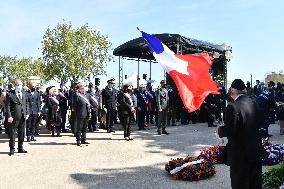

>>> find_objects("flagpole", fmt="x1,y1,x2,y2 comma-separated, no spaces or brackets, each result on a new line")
149,60,152,80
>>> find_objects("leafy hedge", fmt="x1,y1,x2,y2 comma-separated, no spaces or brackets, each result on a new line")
263,162,284,189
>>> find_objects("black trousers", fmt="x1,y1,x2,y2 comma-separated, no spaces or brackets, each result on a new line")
157,109,167,131
230,158,262,189
34,114,41,134
207,108,215,126
137,109,146,129
9,115,25,150
146,110,154,124
121,113,131,138
60,110,67,131
26,114,38,137
75,117,88,142
167,106,176,126
106,107,115,131
70,111,75,133
88,110,97,131
180,107,188,125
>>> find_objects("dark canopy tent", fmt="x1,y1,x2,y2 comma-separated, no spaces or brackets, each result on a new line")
113,33,232,89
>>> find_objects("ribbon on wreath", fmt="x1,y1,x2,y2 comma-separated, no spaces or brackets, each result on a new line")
170,159,204,174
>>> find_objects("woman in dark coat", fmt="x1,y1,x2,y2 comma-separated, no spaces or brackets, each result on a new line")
46,86,61,137
117,84,134,141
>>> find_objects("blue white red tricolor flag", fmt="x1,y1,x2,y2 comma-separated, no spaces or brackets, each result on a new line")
141,31,219,112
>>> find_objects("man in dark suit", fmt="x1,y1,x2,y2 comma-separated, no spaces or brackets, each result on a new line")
58,87,69,133
87,83,99,132
167,87,178,126
135,85,148,130
204,94,218,127
157,80,169,135
5,79,29,156
145,83,156,124
72,82,91,146
218,79,263,189
26,82,41,142
101,79,117,133
253,80,262,96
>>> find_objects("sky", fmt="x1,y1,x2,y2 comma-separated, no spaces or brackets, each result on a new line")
0,0,283,88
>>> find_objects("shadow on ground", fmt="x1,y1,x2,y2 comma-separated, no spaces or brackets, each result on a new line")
70,165,230,189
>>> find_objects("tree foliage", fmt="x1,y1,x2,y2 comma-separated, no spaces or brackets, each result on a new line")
41,21,112,83
0,55,47,85
265,71,284,84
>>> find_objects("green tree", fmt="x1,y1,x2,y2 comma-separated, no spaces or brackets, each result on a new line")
6,57,33,84
42,21,112,83
0,55,17,84
0,56,48,85
31,58,48,84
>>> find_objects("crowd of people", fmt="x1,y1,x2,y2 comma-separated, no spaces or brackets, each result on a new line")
0,77,283,157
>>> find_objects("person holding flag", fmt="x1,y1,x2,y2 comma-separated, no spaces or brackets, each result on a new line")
73,82,91,146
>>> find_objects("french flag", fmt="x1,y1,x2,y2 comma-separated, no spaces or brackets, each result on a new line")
142,31,219,112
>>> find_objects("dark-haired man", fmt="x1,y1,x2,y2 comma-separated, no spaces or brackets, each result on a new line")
218,79,263,189
5,79,29,156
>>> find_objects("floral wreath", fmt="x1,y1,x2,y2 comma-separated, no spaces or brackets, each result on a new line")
262,143,284,166
198,145,225,164
165,141,284,181
165,156,215,181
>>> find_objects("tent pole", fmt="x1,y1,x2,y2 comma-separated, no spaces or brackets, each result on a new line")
118,56,121,88
137,58,140,88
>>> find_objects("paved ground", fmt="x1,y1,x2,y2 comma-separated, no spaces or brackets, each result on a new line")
0,122,283,189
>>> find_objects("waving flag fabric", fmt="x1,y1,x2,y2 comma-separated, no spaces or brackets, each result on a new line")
142,31,219,112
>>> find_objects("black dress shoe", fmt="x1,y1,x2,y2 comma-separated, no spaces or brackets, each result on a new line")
110,130,115,133
157,131,162,135
8,149,15,156
18,149,28,153
138,127,147,130
31,136,36,141
107,130,112,133
76,141,81,146
162,131,170,135
81,141,90,144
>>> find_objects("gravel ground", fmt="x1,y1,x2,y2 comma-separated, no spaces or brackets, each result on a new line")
0,122,283,189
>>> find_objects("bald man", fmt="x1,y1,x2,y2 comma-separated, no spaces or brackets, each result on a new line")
5,79,29,156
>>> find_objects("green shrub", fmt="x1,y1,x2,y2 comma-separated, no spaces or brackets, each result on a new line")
262,162,284,189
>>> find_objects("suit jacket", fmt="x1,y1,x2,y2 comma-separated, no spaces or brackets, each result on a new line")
72,92,90,118
157,88,168,110
28,90,41,114
87,92,99,111
58,92,68,113
5,90,29,121
0,91,6,111
135,90,148,111
168,88,178,107
219,95,263,164
102,87,117,109
117,92,132,115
